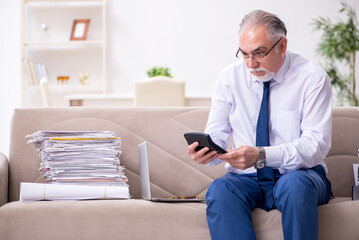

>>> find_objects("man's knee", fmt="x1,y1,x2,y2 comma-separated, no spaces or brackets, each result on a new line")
206,174,260,207
206,177,233,202
274,170,319,209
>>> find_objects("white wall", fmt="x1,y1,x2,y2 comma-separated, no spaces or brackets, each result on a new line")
107,0,359,96
0,0,358,155
0,0,21,157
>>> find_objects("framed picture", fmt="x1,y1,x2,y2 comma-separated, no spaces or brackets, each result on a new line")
70,19,91,40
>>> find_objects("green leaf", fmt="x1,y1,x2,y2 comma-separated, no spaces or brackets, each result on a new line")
146,66,173,78
311,1,359,106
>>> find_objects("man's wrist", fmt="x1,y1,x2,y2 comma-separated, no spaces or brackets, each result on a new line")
255,147,266,169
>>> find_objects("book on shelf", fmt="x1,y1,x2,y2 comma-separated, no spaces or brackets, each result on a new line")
40,63,49,82
23,58,49,86
28,60,39,85
34,62,43,84
23,58,34,86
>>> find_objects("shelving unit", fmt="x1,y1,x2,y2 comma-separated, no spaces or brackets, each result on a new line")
21,0,106,107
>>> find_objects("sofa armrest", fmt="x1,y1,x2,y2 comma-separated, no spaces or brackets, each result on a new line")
0,152,8,206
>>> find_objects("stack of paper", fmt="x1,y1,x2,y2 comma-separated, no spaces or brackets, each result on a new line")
22,131,129,201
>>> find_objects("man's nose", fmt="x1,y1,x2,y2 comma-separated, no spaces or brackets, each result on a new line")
247,57,259,68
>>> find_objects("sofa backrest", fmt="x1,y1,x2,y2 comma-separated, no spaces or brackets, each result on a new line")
8,107,227,202
8,107,359,202
325,107,359,197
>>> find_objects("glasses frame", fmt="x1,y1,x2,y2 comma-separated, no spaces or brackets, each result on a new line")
236,37,283,60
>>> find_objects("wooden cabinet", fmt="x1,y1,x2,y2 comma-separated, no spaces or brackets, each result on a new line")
21,0,106,107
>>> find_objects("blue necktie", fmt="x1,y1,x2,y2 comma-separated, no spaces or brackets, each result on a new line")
256,81,275,211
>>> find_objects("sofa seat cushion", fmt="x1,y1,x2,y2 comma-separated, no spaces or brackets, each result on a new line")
1,198,358,240
0,200,210,240
317,198,359,240
252,197,359,240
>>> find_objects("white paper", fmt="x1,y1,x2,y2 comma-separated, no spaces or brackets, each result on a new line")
26,131,126,185
20,182,129,201
353,164,359,185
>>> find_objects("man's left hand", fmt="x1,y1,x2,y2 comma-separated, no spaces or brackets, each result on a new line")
218,146,259,170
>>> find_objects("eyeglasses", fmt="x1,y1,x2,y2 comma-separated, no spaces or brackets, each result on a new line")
236,37,283,60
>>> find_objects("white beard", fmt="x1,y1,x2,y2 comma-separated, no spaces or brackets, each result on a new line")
248,67,275,82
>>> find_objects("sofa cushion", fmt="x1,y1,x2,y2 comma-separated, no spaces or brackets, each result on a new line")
8,107,227,202
3,106,359,240
9,107,359,200
325,107,359,197
0,153,8,206
0,198,358,240
0,200,209,240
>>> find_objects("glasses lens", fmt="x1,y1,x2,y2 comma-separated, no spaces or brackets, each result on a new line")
236,37,282,60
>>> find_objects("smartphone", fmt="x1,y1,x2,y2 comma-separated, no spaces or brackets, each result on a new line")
184,132,227,154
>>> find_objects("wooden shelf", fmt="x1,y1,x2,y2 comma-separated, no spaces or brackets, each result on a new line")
28,84,101,91
24,41,103,46
21,0,107,107
24,0,103,3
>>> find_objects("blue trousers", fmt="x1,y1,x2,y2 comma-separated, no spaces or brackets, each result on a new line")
206,165,332,240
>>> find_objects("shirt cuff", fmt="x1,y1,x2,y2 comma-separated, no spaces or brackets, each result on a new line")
207,158,223,166
264,146,283,169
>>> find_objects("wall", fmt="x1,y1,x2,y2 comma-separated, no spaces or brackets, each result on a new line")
107,0,359,96
0,0,358,155
0,0,21,156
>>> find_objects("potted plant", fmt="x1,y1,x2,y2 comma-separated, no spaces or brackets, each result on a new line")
312,1,359,106
146,67,173,78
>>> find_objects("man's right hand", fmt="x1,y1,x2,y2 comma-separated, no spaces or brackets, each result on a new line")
187,142,219,165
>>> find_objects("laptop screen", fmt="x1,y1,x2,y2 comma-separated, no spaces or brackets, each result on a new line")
138,142,152,200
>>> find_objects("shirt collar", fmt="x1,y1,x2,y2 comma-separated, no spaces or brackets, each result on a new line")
272,52,289,84
249,52,289,85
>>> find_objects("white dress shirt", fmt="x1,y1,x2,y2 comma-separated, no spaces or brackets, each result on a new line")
205,51,333,175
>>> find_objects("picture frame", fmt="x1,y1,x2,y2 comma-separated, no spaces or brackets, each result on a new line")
70,19,91,40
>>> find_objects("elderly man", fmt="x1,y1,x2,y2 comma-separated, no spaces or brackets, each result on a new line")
187,10,332,240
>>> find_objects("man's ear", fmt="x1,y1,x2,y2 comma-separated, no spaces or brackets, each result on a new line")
279,37,288,53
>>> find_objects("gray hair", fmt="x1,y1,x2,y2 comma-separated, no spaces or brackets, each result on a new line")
239,10,287,40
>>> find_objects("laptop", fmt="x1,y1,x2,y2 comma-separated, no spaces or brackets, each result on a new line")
138,142,205,202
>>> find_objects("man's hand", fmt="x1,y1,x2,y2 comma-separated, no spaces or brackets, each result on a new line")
187,142,219,165
218,146,259,170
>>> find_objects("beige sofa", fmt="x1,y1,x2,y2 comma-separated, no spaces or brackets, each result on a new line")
0,107,358,240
